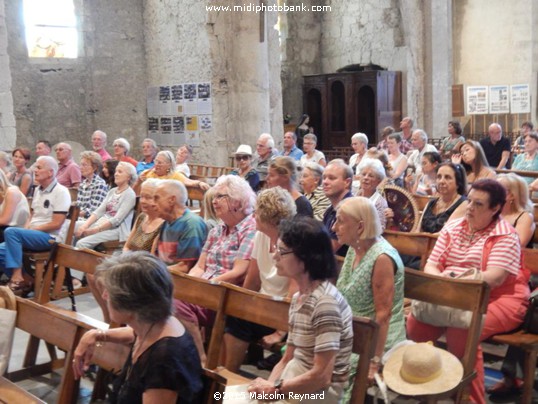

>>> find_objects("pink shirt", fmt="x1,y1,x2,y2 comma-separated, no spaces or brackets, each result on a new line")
96,148,112,161
56,159,82,188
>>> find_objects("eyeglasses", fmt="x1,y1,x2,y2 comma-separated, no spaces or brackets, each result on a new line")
235,155,250,161
276,246,294,256
55,148,65,152
214,193,229,201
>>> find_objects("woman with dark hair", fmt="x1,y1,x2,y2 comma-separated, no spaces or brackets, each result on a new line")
294,113,312,149
9,147,33,196
406,151,442,195
418,162,468,233
73,252,203,403
247,216,353,403
407,179,529,404
452,140,496,184
440,120,465,159
102,159,119,188
513,132,538,185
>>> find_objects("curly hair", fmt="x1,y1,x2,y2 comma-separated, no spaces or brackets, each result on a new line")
256,187,296,227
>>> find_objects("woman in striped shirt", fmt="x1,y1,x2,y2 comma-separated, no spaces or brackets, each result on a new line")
406,179,529,404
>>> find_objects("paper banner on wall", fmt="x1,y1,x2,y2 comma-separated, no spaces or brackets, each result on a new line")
197,83,212,114
171,84,184,115
173,116,185,133
159,86,171,115
186,116,199,131
199,115,212,131
183,83,198,114
147,86,160,116
489,85,509,114
160,117,172,134
186,131,200,147
148,116,160,135
511,84,531,114
466,86,488,115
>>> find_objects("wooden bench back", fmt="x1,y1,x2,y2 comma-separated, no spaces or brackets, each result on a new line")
383,230,438,269
349,316,379,403
403,268,490,400
523,248,538,275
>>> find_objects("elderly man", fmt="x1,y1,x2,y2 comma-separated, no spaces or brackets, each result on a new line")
480,123,511,169
55,142,81,188
407,129,438,175
153,180,207,274
175,144,193,177
279,131,304,161
395,117,414,154
252,133,276,181
322,159,353,257
136,138,159,175
29,140,52,173
112,137,138,167
91,130,112,161
0,156,71,296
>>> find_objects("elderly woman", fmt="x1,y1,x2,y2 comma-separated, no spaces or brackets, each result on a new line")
230,144,260,192
356,158,388,230
0,170,30,243
247,216,353,403
112,137,138,167
267,156,313,217
222,187,297,372
73,252,203,403
9,147,33,197
136,150,208,193
175,144,193,177
407,179,529,404
176,175,257,365
513,132,538,185
349,132,368,194
0,151,11,174
452,140,496,184
334,197,405,401
76,151,109,220
300,162,330,221
75,162,137,249
299,134,326,167
387,133,408,187
439,120,465,159
123,179,164,253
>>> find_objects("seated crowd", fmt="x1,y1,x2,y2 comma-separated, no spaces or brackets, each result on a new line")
2,119,538,403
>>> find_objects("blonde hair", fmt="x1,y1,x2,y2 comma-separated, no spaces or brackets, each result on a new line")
203,187,218,222
0,170,11,200
337,196,382,239
497,173,533,213
256,187,296,227
269,156,298,185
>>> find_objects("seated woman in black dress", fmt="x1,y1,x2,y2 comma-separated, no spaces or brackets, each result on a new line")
73,252,202,404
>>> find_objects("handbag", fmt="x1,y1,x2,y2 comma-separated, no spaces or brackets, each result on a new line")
411,268,482,329
523,289,538,334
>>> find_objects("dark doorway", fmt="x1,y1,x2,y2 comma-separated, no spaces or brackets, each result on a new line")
357,86,376,144
306,88,323,148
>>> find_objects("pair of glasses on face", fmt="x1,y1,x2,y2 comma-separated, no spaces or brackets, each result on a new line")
214,193,229,201
276,246,293,256
235,155,250,162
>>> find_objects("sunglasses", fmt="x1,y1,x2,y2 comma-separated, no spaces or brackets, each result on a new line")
235,155,250,161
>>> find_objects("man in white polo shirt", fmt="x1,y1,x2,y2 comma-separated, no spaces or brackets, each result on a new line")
0,156,71,296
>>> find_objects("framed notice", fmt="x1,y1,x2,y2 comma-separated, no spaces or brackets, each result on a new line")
489,85,509,114
511,84,531,114
466,86,488,115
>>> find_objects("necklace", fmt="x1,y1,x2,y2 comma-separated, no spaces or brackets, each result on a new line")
125,322,156,381
435,194,459,213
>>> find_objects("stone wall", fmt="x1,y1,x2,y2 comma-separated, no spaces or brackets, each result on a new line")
0,0,16,150
5,0,147,155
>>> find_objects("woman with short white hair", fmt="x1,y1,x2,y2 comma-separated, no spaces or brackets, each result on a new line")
357,158,388,230
349,132,369,194
112,137,138,167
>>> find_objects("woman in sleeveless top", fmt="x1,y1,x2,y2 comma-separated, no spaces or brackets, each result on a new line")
9,148,33,197
407,151,441,196
387,133,408,187
451,140,496,186
0,170,30,243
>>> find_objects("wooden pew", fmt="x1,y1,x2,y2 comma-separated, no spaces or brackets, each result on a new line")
488,248,538,404
0,376,45,404
400,268,490,403
349,316,379,403
383,230,438,270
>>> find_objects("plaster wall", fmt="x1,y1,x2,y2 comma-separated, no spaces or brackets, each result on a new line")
0,0,16,150
6,0,147,155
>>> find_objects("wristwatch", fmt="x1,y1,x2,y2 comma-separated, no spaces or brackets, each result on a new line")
274,378,284,393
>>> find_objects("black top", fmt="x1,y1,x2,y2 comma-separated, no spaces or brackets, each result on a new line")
421,195,466,233
479,136,511,168
323,191,352,257
112,334,203,404
230,168,260,192
295,195,314,218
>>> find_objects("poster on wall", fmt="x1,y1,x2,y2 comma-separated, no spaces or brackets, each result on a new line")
197,83,212,114
184,84,198,115
199,115,212,131
173,116,185,134
171,84,184,115
186,116,199,131
160,117,172,134
148,116,160,135
147,87,160,116
511,84,531,114
159,86,172,116
466,86,488,115
186,132,200,147
489,85,509,114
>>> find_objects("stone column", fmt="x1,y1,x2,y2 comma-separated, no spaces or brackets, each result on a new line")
0,0,16,150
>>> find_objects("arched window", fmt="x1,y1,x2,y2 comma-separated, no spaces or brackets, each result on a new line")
24,0,78,58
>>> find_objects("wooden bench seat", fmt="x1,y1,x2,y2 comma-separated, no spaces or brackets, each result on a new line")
0,376,45,404
383,229,438,269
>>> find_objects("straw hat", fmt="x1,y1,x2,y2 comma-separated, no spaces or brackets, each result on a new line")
383,342,463,396
234,145,253,156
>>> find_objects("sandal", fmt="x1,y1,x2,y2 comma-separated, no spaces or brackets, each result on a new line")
486,378,523,396
7,278,34,297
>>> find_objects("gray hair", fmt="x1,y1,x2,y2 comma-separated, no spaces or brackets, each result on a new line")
303,162,324,185
259,133,275,149
117,161,138,186
93,130,107,143
215,175,256,216
327,158,353,181
113,137,131,153
80,150,103,173
159,179,187,207
96,251,173,323
413,129,429,143
38,155,59,176
304,133,318,145
156,150,176,171
0,151,12,169
142,138,159,156
358,158,386,181
351,132,369,146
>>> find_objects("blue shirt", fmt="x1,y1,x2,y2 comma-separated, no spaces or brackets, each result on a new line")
136,160,155,175
279,145,304,161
